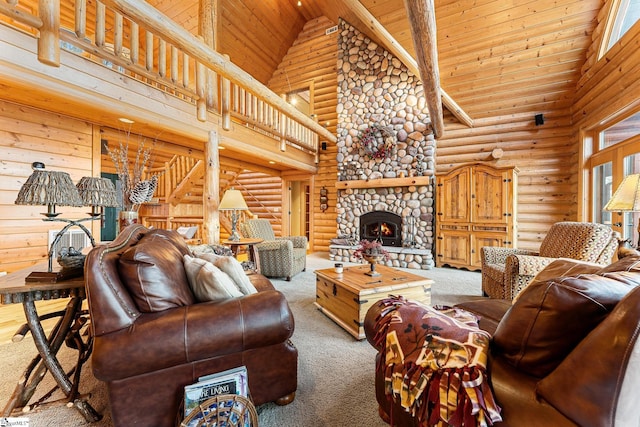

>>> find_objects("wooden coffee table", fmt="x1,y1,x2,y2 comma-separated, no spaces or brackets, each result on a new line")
314,264,433,340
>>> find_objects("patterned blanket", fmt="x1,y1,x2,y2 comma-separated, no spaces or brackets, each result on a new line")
371,296,502,427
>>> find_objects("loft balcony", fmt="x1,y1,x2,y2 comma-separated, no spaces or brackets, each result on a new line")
0,0,336,173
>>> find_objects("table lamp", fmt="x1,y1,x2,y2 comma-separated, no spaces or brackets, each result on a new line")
15,162,83,218
604,173,640,247
76,176,118,217
219,188,248,241
15,163,93,281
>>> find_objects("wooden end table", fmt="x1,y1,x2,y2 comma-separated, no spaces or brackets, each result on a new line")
315,264,433,340
0,264,101,422
222,238,263,271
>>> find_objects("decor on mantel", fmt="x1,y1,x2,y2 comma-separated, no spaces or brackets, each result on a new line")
353,239,390,277
104,133,158,231
359,123,395,160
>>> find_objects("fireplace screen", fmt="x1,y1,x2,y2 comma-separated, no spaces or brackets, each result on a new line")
360,211,402,247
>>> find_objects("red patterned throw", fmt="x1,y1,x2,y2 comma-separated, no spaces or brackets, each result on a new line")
372,296,502,427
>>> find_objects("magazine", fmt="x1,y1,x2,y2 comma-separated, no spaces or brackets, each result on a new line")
183,366,249,418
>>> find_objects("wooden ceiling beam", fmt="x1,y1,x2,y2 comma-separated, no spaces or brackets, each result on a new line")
403,0,443,138
338,0,473,134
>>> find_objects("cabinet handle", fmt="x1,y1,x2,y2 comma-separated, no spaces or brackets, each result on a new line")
437,236,443,240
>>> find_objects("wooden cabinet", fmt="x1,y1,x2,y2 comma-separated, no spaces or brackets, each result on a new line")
435,164,518,270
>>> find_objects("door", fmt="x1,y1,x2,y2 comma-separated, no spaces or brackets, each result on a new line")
472,165,509,224
101,172,118,241
437,167,471,223
288,180,310,241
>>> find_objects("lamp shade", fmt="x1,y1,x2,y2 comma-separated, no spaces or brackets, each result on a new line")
604,174,640,212
15,170,83,209
219,188,248,210
76,177,118,207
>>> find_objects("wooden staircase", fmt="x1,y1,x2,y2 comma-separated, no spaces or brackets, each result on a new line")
138,154,259,242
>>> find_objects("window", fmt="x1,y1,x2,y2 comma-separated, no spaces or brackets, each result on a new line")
602,0,640,55
587,108,640,242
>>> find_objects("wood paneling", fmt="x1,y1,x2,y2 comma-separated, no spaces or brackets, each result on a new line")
0,100,96,273
268,16,338,252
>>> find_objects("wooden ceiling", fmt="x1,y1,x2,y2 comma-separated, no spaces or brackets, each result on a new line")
149,0,602,122
4,0,603,143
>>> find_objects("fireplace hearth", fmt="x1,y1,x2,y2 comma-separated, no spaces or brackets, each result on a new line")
360,211,402,247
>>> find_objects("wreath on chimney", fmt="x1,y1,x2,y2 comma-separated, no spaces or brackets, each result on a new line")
359,124,395,160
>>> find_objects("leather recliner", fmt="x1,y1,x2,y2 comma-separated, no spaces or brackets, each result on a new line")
365,256,640,426
85,224,298,426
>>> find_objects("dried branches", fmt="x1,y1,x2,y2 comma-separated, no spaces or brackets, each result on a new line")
104,131,154,211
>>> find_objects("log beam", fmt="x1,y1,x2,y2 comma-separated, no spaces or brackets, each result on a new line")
340,0,473,133
403,0,443,138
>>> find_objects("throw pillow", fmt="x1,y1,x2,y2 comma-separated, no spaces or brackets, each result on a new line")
195,252,224,265
214,256,257,295
183,255,242,302
512,258,603,302
492,269,635,378
119,233,195,312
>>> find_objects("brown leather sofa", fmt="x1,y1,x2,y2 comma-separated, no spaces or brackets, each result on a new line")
85,225,297,426
365,256,640,426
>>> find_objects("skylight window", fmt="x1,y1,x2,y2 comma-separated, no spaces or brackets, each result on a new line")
603,0,640,54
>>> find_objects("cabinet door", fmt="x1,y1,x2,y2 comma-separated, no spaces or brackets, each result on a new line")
471,233,505,268
437,167,471,223
472,165,511,224
437,231,471,268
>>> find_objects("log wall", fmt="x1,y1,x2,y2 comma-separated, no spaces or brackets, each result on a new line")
0,100,98,273
267,16,339,252
235,172,283,237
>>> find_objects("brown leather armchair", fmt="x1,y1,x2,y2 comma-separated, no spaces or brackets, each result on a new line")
365,256,640,426
85,225,297,427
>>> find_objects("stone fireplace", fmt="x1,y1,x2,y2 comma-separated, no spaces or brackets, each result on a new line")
329,20,436,270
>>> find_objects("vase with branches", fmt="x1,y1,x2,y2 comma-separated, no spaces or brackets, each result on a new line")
105,133,158,213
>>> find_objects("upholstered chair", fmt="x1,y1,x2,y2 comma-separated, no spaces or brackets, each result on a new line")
481,221,619,300
241,218,307,281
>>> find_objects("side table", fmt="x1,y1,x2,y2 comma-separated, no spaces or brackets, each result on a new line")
222,238,263,272
0,264,101,422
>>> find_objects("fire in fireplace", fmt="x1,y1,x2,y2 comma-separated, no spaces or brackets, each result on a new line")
360,211,402,247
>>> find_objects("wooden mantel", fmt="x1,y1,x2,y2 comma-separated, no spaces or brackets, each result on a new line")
335,176,432,189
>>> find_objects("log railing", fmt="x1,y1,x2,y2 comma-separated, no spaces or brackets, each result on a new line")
0,0,336,157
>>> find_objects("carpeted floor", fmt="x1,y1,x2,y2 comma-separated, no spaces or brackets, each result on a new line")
0,253,483,426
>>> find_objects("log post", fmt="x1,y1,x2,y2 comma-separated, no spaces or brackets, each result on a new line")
203,130,220,244
199,0,219,110
221,54,231,130
38,0,60,66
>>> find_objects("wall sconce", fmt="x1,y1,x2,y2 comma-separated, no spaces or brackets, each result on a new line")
320,187,328,212
219,187,249,241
